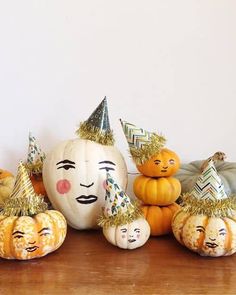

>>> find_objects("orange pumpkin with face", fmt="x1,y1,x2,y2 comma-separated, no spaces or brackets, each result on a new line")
136,148,180,178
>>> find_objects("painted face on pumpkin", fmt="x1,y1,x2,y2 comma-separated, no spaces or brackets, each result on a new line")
12,216,54,259
43,139,127,229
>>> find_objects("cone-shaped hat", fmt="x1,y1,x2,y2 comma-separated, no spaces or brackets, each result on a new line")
120,119,166,165
181,159,236,217
77,97,114,145
25,132,46,174
2,162,47,216
98,173,142,228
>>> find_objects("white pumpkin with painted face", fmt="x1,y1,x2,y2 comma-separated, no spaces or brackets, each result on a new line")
103,218,150,250
43,139,127,230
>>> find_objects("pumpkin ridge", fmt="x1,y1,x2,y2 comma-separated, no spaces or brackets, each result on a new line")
223,218,232,256
7,217,17,259
47,211,59,249
179,213,192,245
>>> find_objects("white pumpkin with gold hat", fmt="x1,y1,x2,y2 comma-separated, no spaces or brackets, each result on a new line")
172,158,236,257
43,98,128,230
98,172,150,250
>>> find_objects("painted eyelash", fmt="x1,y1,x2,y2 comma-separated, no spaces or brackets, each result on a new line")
40,233,51,236
99,167,115,171
14,235,24,239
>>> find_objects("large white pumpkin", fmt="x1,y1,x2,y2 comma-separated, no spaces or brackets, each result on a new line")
43,139,128,230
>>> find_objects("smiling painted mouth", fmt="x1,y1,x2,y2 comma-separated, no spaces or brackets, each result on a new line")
25,246,39,252
205,242,218,249
76,195,98,204
128,239,136,243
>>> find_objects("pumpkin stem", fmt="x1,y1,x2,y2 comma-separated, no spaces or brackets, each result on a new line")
1,162,47,217
201,151,226,172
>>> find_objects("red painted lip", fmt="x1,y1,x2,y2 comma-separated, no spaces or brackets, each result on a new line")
161,169,167,172
25,246,39,252
205,242,218,248
128,239,136,243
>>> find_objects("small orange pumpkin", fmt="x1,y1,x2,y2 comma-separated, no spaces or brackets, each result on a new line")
136,148,180,178
133,175,181,206
142,203,180,236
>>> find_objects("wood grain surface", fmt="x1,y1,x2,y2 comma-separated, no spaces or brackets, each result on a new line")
0,226,235,295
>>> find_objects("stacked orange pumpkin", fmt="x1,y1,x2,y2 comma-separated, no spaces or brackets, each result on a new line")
120,120,181,236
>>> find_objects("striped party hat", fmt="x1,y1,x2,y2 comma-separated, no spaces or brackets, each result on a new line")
181,159,236,217
98,173,142,228
25,132,46,175
2,162,47,216
120,119,166,165
77,97,114,146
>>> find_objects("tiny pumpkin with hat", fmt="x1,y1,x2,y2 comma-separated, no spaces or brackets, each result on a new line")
98,172,150,250
0,162,67,260
172,158,236,257
120,120,181,206
43,97,128,230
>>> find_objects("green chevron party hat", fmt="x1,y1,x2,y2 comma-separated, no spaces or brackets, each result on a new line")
181,159,236,217
77,97,114,146
25,132,46,175
120,119,166,165
98,172,142,228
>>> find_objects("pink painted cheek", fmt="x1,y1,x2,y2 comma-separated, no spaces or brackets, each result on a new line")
102,180,107,190
136,234,140,239
56,179,71,194
122,234,126,239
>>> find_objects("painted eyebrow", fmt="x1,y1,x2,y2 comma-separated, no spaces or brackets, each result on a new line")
56,160,75,165
219,228,226,232
134,228,140,232
98,161,116,166
196,226,205,229
12,231,25,235
38,227,51,233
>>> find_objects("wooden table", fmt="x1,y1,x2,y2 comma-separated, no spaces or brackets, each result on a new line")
0,226,235,295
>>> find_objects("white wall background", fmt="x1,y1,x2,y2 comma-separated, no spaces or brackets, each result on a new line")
1,0,236,176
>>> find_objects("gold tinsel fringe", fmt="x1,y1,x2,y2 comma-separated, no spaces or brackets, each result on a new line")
2,194,48,217
24,160,44,175
130,133,166,165
77,122,115,146
97,202,143,228
180,193,236,218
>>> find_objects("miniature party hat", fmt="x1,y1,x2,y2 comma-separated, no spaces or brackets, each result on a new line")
98,173,142,228
181,159,236,217
120,119,166,165
2,162,47,216
77,97,114,145
25,132,46,175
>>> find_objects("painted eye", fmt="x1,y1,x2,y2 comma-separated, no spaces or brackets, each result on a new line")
40,233,51,236
57,164,75,170
169,159,175,165
154,160,161,165
14,235,24,239
121,228,127,233
196,226,205,233
99,167,115,172
219,229,226,236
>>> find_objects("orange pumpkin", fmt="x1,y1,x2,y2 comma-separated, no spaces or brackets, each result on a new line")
133,175,181,206
136,148,180,178
142,203,180,236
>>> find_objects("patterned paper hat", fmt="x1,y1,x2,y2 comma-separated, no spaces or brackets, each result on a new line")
77,97,114,146
182,159,236,217
98,173,142,228
120,119,166,165
25,132,46,175
2,162,47,217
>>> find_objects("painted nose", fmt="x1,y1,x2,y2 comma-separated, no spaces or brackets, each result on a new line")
209,237,216,241
162,166,168,169
29,241,36,245
80,182,94,188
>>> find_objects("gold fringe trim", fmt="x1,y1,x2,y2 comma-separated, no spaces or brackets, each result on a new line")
130,133,166,165
2,194,48,217
77,122,115,146
24,160,43,175
97,202,143,228
180,193,236,218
